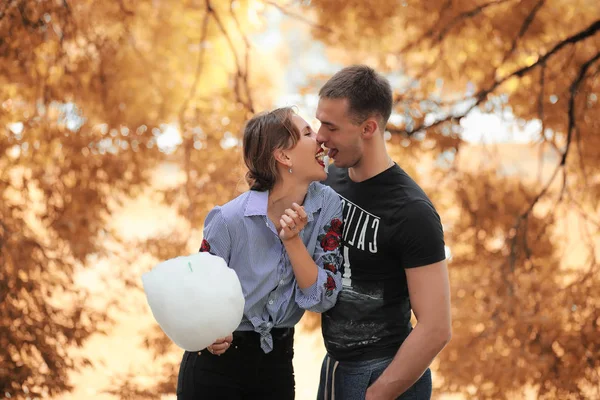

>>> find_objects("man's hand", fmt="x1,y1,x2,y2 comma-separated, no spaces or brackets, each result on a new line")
365,385,388,400
200,334,233,356
366,260,451,397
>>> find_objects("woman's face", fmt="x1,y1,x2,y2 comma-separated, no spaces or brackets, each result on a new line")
284,114,327,183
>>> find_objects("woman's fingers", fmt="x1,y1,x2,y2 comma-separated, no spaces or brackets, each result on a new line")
280,204,308,240
284,208,298,220
285,204,307,229
292,203,308,221
210,341,230,355
281,214,295,229
201,334,233,356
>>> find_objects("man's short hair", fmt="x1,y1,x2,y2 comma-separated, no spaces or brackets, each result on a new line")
319,65,393,126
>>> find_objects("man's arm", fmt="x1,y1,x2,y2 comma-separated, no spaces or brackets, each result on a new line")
366,259,452,399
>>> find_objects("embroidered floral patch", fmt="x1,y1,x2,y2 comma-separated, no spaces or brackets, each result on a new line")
321,253,340,274
318,218,343,251
324,262,336,273
324,275,336,297
329,218,343,236
199,239,211,253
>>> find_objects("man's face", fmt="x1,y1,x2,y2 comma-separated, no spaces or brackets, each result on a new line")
316,98,363,169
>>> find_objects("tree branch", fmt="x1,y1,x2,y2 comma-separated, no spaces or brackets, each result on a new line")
178,2,211,122
522,156,562,220
564,50,600,169
17,0,45,29
563,49,600,197
177,1,212,222
116,0,134,16
574,124,589,187
505,50,600,276
387,19,600,136
408,45,448,92
397,0,513,53
501,0,545,64
265,0,332,32
62,0,72,15
510,19,600,80
0,0,16,23
433,0,514,44
535,62,562,181
567,188,600,229
397,0,453,54
230,0,254,113
210,2,254,112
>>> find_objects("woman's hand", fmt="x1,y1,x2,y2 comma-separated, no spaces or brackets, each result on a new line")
201,334,233,356
279,203,308,241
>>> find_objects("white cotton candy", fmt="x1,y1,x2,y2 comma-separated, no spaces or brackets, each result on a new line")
142,252,245,352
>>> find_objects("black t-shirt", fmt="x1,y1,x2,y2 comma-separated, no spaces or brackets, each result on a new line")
321,163,446,361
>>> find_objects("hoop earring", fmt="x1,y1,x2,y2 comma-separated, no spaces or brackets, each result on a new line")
289,168,292,173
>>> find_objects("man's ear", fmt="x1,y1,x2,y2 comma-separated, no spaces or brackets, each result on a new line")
273,148,292,168
361,118,379,139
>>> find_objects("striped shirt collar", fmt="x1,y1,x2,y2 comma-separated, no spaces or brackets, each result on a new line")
244,182,323,222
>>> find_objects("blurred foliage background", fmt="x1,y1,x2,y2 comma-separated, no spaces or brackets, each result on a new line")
1,0,599,399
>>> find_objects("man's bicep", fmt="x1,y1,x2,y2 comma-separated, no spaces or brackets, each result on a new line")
405,260,451,325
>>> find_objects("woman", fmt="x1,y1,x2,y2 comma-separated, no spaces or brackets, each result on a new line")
176,107,344,400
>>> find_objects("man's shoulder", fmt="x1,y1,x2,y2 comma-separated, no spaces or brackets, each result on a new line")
387,165,436,205
322,165,347,187
395,199,440,221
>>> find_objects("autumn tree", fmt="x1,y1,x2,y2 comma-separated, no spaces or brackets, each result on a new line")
0,0,270,398
111,1,600,397
305,0,600,398
3,0,599,399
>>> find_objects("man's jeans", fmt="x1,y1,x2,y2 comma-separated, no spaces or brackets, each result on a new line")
317,354,432,400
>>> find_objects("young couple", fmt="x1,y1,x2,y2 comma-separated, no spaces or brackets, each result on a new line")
176,65,452,400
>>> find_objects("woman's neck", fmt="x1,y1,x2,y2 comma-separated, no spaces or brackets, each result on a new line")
267,178,310,225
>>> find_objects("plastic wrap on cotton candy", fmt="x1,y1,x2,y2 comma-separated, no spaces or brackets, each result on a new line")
142,252,245,352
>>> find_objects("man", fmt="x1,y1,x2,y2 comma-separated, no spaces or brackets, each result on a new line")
315,65,452,400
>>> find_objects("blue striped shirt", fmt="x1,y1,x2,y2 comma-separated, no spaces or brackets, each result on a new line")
198,182,344,353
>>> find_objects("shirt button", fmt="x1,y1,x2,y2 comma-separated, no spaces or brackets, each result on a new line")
268,299,274,305
279,279,284,285
267,322,272,328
